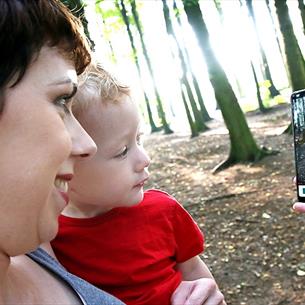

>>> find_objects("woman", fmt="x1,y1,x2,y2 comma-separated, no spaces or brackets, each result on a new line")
0,1,123,304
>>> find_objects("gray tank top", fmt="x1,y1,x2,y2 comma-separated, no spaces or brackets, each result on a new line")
27,247,124,305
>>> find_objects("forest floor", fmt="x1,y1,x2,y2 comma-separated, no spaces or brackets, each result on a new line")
144,103,305,305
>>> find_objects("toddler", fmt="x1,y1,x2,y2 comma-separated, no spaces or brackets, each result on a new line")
52,64,226,305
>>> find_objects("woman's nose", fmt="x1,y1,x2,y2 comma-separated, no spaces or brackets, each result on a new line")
70,116,97,159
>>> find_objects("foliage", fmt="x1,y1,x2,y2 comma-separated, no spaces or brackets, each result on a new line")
80,0,303,158
95,2,125,31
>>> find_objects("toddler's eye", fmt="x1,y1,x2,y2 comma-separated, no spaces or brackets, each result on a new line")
115,146,128,158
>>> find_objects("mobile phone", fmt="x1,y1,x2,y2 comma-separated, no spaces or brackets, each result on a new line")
291,89,305,202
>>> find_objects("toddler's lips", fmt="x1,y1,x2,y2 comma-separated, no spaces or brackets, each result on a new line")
134,177,149,188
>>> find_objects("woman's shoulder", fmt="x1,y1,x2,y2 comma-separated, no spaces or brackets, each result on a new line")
9,253,83,304
27,247,124,305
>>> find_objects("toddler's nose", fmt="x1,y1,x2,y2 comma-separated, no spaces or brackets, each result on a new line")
135,147,150,172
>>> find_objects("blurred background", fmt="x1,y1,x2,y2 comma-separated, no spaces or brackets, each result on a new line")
61,1,305,304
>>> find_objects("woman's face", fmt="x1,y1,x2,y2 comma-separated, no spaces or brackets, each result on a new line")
0,46,96,256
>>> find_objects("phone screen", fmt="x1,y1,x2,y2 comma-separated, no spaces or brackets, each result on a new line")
291,90,305,202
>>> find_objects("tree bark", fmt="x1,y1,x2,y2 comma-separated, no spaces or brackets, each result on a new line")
116,0,161,133
173,0,212,123
250,61,266,113
298,0,305,35
129,0,173,134
264,0,289,78
275,0,305,91
162,0,208,135
245,0,280,98
182,87,199,138
275,0,305,135
182,0,273,171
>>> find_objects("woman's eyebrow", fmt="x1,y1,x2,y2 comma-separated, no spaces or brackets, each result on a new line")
69,83,78,98
48,77,77,87
48,78,78,98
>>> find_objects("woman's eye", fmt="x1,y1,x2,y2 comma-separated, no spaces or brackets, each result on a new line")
55,96,72,114
115,146,128,158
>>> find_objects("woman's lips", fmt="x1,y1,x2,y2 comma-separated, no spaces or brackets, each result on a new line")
56,173,74,181
58,190,69,204
54,174,73,204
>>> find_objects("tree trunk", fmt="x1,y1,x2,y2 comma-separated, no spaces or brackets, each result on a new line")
181,87,199,138
275,0,305,91
214,0,244,100
191,76,211,122
251,61,266,112
182,0,274,171
162,0,208,135
298,0,305,35
264,0,289,79
183,76,207,132
275,0,305,135
237,0,266,105
129,0,173,134
116,0,160,133
245,0,280,98
173,0,212,122
213,0,224,24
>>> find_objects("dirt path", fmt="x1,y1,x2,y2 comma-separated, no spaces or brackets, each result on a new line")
144,104,305,305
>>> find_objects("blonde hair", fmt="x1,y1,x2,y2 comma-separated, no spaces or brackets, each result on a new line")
73,63,130,114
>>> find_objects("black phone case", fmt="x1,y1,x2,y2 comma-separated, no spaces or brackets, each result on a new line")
291,89,305,203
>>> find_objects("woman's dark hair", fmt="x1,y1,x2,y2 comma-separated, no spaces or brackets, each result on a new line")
0,0,92,112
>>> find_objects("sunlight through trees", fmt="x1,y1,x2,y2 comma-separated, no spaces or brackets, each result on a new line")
62,0,305,169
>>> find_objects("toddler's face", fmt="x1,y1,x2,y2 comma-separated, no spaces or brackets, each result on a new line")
68,95,150,215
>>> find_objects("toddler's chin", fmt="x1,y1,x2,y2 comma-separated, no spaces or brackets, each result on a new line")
132,194,144,206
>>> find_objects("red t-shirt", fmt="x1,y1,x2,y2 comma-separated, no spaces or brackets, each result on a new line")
52,189,204,305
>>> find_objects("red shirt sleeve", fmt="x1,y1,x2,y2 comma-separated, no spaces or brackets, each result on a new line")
171,197,204,263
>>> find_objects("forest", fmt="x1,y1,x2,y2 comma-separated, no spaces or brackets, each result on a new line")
62,0,305,304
